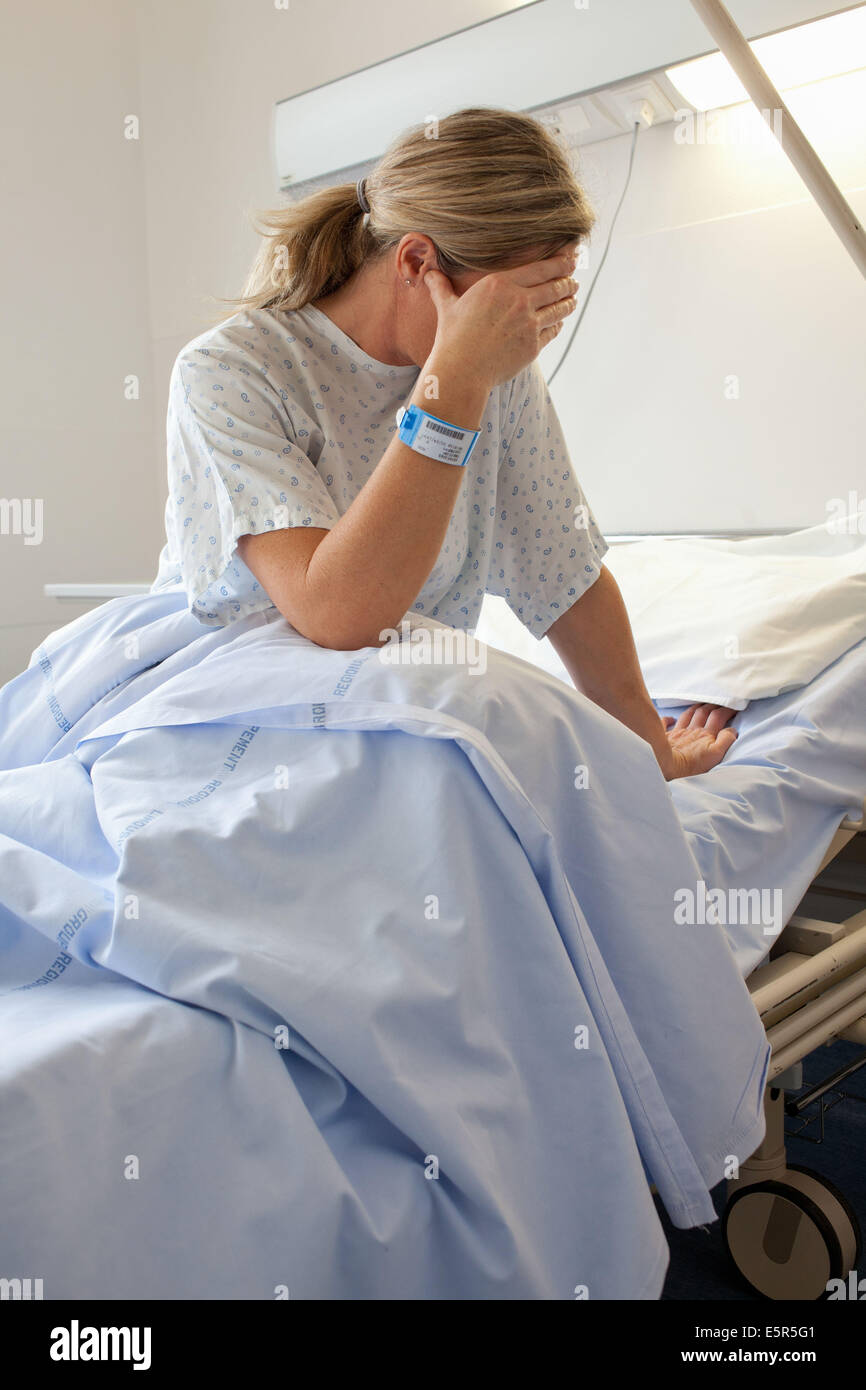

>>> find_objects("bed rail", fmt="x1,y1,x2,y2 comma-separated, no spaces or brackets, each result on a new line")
749,807,866,1081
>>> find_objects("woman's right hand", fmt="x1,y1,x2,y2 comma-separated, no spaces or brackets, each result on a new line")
422,248,579,390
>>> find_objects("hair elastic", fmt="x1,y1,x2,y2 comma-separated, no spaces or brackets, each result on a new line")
355,178,371,215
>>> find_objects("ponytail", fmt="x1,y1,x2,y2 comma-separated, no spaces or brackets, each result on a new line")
237,182,375,312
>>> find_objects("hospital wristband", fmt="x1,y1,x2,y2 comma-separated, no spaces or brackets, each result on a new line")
395,403,480,468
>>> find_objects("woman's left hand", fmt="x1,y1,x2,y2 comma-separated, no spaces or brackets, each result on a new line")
659,703,739,780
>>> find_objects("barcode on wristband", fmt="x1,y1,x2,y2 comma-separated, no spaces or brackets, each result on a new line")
427,420,465,440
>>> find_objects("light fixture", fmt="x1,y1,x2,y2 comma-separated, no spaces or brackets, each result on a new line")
666,5,866,110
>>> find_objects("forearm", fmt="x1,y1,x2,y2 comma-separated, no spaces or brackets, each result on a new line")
301,353,488,647
548,565,671,770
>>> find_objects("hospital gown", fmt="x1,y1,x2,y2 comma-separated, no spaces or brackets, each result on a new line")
150,305,608,635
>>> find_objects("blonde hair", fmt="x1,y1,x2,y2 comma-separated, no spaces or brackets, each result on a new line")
236,107,595,313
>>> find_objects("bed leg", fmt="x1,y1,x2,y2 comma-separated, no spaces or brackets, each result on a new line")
728,1084,788,1196
721,1079,861,1298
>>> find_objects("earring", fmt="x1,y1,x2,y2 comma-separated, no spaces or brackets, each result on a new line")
405,278,413,287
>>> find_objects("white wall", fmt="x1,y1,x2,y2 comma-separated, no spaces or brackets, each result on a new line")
1,0,161,682
543,74,866,533
132,0,537,456
0,0,530,683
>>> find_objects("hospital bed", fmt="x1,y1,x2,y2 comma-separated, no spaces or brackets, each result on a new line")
724,804,866,1300
617,530,866,1300
3,524,862,1300
478,519,866,1300
609,526,866,1297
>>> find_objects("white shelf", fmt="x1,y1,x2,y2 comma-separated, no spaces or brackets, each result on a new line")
44,583,151,602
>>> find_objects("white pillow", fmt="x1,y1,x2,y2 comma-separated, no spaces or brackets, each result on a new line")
476,511,866,710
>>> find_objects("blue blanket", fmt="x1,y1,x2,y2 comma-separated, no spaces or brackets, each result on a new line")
0,593,769,1299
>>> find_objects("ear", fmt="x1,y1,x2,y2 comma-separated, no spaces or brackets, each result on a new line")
395,233,439,282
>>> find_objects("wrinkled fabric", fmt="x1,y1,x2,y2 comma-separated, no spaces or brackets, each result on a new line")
478,514,866,709
0,593,770,1299
604,515,866,708
667,633,866,974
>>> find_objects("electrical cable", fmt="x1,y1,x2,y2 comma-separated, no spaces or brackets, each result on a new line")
546,120,642,388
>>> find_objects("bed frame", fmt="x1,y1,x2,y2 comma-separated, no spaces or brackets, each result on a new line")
685,7,866,1294
723,800,866,1298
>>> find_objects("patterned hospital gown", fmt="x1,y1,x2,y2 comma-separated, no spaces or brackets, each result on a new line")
150,304,608,637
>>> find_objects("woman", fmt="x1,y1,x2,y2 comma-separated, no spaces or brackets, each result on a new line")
0,108,768,1303
152,107,736,780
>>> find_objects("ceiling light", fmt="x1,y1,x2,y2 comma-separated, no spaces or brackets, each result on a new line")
666,6,866,110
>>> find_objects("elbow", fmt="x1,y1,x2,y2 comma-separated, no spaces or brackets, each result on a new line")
269,563,398,650
309,627,382,653
281,607,388,653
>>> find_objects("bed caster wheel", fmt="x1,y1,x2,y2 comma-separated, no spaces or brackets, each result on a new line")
723,1164,861,1300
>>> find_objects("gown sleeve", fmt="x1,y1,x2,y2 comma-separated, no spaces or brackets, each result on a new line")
164,339,340,626
487,361,608,637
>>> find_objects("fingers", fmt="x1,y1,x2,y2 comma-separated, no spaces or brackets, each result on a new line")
704,705,737,734
666,719,739,779
508,248,579,288
421,267,458,309
538,321,565,349
673,704,701,731
536,292,578,332
661,716,675,731
700,727,738,774
529,275,579,310
673,703,737,732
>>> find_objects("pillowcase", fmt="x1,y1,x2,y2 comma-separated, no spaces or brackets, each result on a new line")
476,510,866,710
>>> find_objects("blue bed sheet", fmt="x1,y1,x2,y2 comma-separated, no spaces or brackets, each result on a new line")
667,634,866,974
0,592,783,1299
